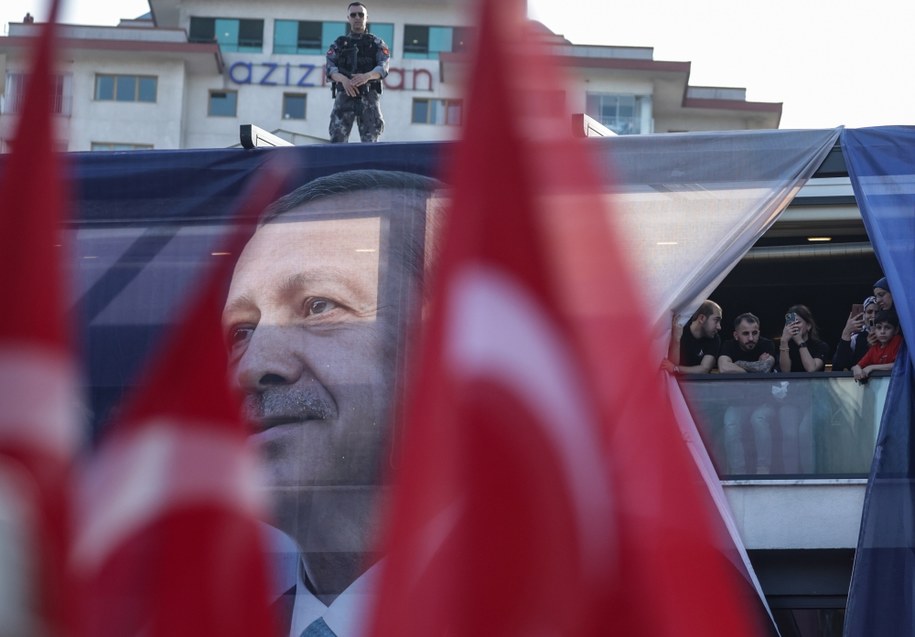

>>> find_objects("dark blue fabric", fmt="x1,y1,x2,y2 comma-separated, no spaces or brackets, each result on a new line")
842,127,915,343
842,127,915,637
842,343,915,637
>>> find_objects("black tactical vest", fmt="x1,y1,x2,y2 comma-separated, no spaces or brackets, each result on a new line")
334,33,380,76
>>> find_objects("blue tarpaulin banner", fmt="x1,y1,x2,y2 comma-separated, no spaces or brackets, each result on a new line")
842,126,915,637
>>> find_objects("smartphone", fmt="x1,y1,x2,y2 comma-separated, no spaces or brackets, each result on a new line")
785,312,797,325
851,303,864,317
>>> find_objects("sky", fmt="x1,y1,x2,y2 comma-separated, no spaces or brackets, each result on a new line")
3,0,914,130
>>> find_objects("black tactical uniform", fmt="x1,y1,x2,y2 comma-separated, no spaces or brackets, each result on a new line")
326,32,390,142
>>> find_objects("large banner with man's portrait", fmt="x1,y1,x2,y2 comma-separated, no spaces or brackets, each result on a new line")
71,143,442,434
53,130,838,636
69,143,446,636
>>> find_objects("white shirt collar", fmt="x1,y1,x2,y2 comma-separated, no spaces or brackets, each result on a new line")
289,560,379,637
261,523,378,637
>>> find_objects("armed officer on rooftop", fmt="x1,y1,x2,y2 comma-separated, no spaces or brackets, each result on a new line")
326,2,390,143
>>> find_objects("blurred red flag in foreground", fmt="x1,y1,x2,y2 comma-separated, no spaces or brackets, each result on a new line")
368,0,768,636
70,166,288,637
0,0,80,634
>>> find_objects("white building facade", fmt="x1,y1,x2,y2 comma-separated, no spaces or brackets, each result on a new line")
0,0,781,151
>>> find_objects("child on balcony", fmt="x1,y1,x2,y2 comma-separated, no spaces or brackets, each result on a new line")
852,309,903,384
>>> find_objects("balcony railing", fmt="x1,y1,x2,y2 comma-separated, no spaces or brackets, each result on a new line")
680,372,890,478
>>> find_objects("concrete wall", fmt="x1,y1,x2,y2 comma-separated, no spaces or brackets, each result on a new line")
68,57,188,150
725,479,866,550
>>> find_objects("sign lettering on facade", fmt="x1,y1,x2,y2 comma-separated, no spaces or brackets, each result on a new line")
227,61,434,91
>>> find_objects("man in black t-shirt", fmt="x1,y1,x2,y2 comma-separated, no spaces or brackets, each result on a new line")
661,300,722,375
719,312,777,374
718,313,777,474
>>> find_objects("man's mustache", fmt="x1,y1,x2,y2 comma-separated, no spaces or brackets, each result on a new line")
244,387,336,428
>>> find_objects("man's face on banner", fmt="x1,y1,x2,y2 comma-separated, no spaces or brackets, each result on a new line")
223,191,401,492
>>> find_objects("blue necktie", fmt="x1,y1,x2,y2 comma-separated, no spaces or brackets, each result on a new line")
300,617,338,637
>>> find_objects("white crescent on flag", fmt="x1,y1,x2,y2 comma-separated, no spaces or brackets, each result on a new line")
444,263,615,576
71,420,263,573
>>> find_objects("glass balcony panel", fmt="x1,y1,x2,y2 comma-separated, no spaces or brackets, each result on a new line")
681,373,889,478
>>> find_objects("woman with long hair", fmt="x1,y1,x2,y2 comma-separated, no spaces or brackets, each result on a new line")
777,304,830,473
779,304,829,373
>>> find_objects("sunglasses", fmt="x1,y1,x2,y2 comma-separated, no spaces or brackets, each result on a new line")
349,11,365,17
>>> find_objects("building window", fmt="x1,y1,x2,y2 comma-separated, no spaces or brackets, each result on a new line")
189,17,263,52
273,20,346,54
95,74,157,103
2,72,73,115
189,17,215,42
412,98,463,125
90,142,154,151
273,20,393,56
403,25,472,59
404,25,429,57
208,90,238,117
282,93,307,120
585,93,645,135
450,27,473,53
367,23,395,53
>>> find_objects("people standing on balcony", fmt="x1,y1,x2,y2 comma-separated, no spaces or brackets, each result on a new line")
833,295,878,371
778,304,829,473
661,300,722,374
718,313,778,474
326,2,391,143
874,276,894,312
853,309,904,384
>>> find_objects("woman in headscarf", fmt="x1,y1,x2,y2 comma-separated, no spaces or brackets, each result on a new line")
874,276,894,311
833,295,878,371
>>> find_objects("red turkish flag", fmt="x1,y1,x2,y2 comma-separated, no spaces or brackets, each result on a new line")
71,166,288,637
367,1,769,636
0,1,80,634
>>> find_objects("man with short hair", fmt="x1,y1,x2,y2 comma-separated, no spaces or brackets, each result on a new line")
718,313,777,474
718,312,777,374
223,170,441,636
661,300,722,374
326,2,390,142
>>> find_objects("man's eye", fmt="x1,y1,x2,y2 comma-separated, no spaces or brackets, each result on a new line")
228,325,254,347
305,297,338,316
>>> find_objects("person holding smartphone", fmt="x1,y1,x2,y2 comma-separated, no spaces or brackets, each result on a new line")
833,296,878,371
778,304,830,473
779,304,830,373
